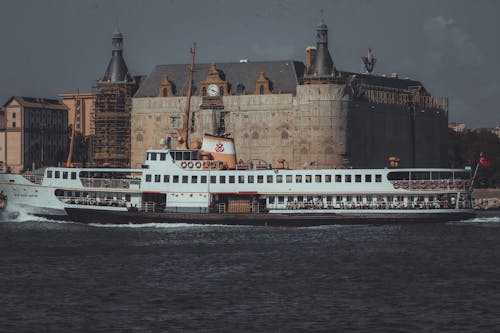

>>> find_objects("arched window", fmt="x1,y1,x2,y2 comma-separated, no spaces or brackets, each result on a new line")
259,85,264,95
252,131,259,139
236,84,245,95
136,134,143,142
163,88,168,97
220,87,224,96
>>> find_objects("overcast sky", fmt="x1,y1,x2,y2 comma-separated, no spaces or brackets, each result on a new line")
1,0,499,128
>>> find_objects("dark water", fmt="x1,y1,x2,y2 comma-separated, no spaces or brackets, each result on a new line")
1,212,500,332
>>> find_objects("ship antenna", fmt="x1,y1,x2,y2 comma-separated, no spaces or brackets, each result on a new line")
177,42,196,149
66,89,79,167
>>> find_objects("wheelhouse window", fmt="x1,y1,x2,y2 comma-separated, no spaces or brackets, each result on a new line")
47,170,52,178
375,174,382,182
71,172,76,180
150,153,157,161
55,171,60,178
355,175,361,183
365,174,372,182
63,171,68,179
296,175,303,183
160,153,167,161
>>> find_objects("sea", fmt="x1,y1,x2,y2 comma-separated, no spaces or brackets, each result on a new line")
1,211,500,333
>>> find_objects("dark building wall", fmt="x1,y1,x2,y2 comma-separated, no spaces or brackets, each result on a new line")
346,100,448,168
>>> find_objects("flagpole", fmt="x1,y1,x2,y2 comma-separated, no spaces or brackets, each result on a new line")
470,162,480,190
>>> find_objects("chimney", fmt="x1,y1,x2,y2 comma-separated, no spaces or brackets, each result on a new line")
306,46,316,73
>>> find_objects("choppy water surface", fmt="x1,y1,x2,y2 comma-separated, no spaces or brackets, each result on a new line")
1,212,500,332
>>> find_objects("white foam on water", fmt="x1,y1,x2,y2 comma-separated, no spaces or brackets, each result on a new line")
87,222,240,229
461,216,500,223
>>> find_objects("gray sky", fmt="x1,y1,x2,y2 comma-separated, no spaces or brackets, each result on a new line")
1,0,499,128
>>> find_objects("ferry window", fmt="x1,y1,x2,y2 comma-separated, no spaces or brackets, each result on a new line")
229,176,235,183
173,175,179,183
155,175,161,182
192,176,198,183
453,171,469,180
125,194,131,201
267,175,273,183
287,196,294,203
55,171,60,178
307,196,313,202
146,174,152,182
63,171,68,179
306,175,312,183
257,175,264,183
47,170,52,178
175,152,183,161
286,175,292,183
220,176,226,184
276,175,283,183
355,175,361,183
326,195,332,202
182,152,190,160
356,195,362,202
248,175,254,183
315,175,322,183
160,153,167,161
336,196,342,202
238,175,245,183
325,175,331,183
367,195,372,201
210,176,216,184
201,176,207,183
345,175,351,183
278,196,284,204
335,175,342,183
164,175,170,182
269,196,275,204
346,195,352,202
182,176,188,183
411,171,430,180
388,171,410,181
71,172,76,180
387,196,393,202
365,174,372,182
151,153,157,161
375,174,382,182
296,175,303,183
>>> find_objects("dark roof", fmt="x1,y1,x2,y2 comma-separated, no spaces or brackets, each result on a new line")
3,96,67,110
134,60,305,98
339,71,424,91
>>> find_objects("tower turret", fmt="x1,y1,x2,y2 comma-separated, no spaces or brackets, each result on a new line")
307,20,334,76
101,28,133,83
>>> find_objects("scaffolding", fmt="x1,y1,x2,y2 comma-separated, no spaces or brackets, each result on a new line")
91,82,134,167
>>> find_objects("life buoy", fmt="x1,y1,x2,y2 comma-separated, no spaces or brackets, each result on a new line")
393,181,401,189
210,161,217,169
402,181,409,189
463,180,470,187
455,180,462,188
180,161,187,168
411,181,419,189
430,181,437,189
187,161,194,168
195,161,202,169
203,161,210,169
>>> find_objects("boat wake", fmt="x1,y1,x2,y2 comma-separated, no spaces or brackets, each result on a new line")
87,222,242,229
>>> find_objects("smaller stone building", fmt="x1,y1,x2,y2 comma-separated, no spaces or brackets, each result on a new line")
59,92,97,137
0,96,68,173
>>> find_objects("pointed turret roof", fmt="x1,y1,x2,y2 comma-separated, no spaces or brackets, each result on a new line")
307,20,334,76
101,28,133,83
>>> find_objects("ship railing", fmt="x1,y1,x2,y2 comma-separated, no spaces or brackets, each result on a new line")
23,174,44,185
389,179,471,191
280,199,473,210
140,202,156,212
80,177,141,189
218,203,226,213
58,195,128,207
251,203,260,213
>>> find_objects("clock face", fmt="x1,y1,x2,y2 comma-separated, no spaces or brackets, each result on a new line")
207,84,219,96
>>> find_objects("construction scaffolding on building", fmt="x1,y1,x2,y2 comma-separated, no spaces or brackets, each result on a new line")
90,82,133,167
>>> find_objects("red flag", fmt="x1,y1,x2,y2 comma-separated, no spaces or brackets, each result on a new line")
479,153,491,167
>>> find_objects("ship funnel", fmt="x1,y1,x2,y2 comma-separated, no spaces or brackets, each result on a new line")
201,134,237,169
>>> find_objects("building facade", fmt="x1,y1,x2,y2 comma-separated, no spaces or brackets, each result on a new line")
0,96,68,173
131,22,448,169
59,92,97,137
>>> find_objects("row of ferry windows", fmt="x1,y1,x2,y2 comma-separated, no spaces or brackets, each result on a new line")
145,173,383,184
46,170,77,180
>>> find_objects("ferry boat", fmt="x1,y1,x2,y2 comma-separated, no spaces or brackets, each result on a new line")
0,133,475,226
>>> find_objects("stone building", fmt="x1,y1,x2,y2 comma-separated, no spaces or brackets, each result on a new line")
59,92,97,137
0,96,68,173
131,22,448,169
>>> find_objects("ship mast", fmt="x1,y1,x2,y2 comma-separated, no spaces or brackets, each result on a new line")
66,90,79,167
177,42,196,149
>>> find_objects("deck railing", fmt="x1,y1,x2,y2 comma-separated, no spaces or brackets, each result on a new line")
23,174,44,185
80,177,141,189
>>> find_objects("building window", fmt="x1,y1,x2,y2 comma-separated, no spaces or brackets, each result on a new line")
236,84,245,95
12,112,16,119
202,87,207,96
259,85,264,95
12,122,16,127
164,175,170,183
365,174,372,182
220,87,224,96
146,174,152,182
163,87,168,97
355,175,361,183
